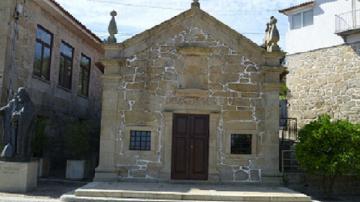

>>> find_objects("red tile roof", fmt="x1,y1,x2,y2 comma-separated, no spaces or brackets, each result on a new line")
279,1,315,14
49,0,102,43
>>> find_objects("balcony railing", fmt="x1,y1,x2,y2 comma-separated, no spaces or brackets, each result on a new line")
335,9,360,34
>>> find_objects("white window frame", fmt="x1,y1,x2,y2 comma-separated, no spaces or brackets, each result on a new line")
290,9,314,29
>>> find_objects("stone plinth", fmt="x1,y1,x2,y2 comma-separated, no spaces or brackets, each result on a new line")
0,161,38,192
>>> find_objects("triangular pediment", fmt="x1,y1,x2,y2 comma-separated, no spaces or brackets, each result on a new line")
118,7,265,56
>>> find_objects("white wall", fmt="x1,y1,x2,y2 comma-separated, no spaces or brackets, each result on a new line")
285,0,353,54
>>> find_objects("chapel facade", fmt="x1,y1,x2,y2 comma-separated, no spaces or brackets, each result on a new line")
96,2,285,183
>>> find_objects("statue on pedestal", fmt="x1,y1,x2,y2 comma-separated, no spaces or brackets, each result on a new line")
262,16,280,52
0,87,35,162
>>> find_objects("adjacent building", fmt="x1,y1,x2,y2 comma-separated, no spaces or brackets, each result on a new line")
96,2,285,183
0,0,103,176
280,0,360,127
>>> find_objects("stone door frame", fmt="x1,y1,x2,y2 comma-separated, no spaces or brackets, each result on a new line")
162,110,220,182
171,113,210,180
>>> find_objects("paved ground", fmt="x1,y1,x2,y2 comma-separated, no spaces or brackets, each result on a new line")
0,179,359,202
0,179,86,202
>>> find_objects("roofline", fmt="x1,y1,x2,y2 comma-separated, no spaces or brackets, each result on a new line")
279,1,315,15
116,7,264,53
47,0,102,43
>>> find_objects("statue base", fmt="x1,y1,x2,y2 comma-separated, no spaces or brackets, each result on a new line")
0,160,38,192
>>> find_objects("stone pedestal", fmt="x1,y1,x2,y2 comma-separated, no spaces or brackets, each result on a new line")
0,161,38,192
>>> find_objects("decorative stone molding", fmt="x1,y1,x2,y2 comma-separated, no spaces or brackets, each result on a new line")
177,44,213,56
175,89,208,97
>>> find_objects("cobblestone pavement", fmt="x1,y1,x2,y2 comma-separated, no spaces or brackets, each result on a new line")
0,179,86,202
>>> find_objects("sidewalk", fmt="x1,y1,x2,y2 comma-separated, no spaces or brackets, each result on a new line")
0,179,86,202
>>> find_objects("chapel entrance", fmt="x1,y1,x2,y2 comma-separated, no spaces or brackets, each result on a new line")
171,114,209,180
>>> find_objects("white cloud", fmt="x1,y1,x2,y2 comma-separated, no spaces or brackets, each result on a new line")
56,0,305,49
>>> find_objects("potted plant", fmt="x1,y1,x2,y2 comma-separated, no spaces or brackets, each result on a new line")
64,120,90,180
31,117,49,177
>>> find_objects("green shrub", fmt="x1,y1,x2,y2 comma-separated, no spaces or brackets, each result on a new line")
31,117,48,158
279,83,288,100
296,115,360,197
64,120,91,160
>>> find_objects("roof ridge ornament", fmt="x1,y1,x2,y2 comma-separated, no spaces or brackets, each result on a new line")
107,10,118,44
263,16,280,52
191,0,200,9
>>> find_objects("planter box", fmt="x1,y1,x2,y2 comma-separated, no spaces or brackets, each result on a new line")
66,160,85,180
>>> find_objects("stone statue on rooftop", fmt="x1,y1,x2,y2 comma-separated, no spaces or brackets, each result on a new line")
107,10,118,43
263,16,280,52
0,87,35,161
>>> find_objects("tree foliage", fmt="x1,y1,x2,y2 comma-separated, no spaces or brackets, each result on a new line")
31,117,48,158
279,82,288,100
64,120,91,160
296,115,360,196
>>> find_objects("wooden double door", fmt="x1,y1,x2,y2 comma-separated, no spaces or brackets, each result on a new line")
171,114,209,180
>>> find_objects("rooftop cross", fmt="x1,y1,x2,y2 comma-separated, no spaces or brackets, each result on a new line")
191,0,200,9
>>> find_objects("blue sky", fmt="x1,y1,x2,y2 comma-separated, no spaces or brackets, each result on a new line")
56,0,305,50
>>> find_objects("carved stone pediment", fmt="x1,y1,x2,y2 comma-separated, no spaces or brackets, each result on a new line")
177,54,208,90
175,89,208,97
176,43,213,56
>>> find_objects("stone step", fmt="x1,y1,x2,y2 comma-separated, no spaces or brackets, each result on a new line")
62,194,287,202
61,182,312,202
62,194,312,202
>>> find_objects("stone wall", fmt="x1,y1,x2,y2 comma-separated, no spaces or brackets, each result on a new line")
0,0,103,176
1,0,103,118
286,43,360,128
0,0,14,148
96,8,284,183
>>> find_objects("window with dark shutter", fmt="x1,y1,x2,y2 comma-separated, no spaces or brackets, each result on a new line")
79,54,91,97
59,41,74,90
33,25,53,80
231,134,252,154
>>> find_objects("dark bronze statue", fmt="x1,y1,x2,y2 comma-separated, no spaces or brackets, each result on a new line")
0,87,35,161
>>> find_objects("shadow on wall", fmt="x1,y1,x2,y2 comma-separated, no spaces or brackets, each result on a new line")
311,0,338,16
42,116,100,179
350,41,360,56
285,173,360,196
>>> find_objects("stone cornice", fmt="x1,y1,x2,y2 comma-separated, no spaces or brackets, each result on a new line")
175,89,209,97
262,66,286,73
99,59,127,67
177,44,213,56
99,58,127,75
263,83,281,91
